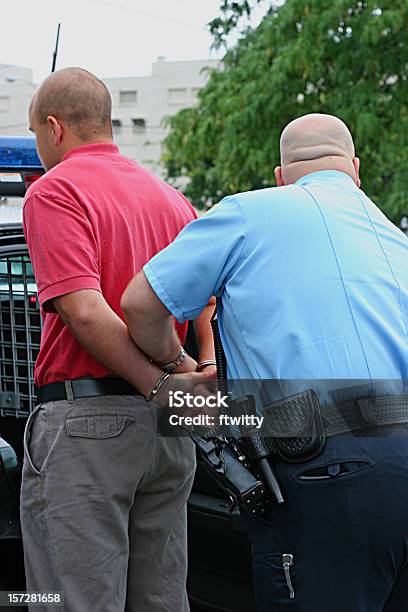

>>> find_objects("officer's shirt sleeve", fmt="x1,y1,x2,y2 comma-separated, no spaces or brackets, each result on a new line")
143,196,246,323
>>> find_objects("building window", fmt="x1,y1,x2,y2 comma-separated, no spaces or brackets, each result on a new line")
168,88,188,105
132,118,146,133
112,119,122,133
0,96,10,112
119,90,137,105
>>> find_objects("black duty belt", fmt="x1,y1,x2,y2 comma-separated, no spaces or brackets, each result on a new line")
247,391,408,466
265,392,408,440
35,377,139,404
323,394,408,436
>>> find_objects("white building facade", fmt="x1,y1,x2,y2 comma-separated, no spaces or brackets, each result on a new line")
0,64,35,137
105,57,219,176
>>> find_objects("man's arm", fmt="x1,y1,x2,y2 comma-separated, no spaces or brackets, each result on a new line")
194,296,216,368
23,193,162,392
53,289,214,404
53,289,163,398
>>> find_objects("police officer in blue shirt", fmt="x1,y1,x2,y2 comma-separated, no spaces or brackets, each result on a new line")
121,113,408,612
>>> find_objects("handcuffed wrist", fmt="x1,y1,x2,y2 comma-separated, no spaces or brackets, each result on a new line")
155,346,186,373
146,371,171,401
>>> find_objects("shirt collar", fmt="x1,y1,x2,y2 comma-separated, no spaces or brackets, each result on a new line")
62,141,119,162
295,170,357,187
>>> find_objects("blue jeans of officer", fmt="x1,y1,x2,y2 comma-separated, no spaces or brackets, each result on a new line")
243,428,408,612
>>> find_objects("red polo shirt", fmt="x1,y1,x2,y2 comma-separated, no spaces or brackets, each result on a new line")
23,142,196,387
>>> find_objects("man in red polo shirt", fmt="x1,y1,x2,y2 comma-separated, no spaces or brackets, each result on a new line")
21,67,214,612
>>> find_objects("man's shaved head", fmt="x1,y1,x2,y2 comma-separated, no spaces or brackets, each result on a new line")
29,67,113,170
275,113,360,187
31,67,112,141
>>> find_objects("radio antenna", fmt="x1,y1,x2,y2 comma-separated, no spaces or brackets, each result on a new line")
51,23,61,73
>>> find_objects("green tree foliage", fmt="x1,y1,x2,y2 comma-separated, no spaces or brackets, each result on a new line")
208,0,262,49
162,0,408,222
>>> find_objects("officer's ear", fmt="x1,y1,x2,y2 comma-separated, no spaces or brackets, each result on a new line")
274,166,284,187
353,157,361,187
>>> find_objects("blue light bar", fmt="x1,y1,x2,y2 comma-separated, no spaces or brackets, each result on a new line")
0,137,42,169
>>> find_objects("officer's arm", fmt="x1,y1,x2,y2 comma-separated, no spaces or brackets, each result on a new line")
122,276,215,371
122,196,246,365
121,271,182,365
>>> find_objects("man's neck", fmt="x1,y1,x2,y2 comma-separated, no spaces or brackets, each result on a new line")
283,158,357,185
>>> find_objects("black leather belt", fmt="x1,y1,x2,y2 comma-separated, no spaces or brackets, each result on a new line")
35,377,139,404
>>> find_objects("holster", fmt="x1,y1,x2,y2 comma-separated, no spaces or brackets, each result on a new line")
264,389,326,463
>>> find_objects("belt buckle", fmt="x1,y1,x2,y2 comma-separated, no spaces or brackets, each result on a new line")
356,397,378,428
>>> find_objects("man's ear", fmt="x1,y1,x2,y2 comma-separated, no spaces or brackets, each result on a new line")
47,115,63,146
274,166,284,187
353,157,361,187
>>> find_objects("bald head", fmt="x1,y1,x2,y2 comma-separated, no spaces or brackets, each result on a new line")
275,113,360,186
31,67,112,141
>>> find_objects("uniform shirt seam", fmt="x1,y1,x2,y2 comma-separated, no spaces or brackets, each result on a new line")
298,184,373,381
356,192,408,338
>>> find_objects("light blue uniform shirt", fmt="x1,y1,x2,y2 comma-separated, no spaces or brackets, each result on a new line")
144,171,408,392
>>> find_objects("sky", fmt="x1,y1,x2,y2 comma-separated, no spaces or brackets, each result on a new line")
0,0,265,83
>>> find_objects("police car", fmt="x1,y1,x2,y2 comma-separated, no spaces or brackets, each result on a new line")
0,137,255,612
0,137,44,198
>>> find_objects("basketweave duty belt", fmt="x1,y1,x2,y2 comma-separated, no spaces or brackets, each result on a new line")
35,377,139,404
264,392,408,439
323,394,408,436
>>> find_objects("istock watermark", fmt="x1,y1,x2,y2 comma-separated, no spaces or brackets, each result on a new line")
167,390,264,430
168,390,229,409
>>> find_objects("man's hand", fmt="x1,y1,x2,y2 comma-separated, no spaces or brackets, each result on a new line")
154,367,217,409
196,363,217,376
174,353,197,374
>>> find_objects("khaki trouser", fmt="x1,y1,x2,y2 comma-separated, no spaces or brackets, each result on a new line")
20,394,196,612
